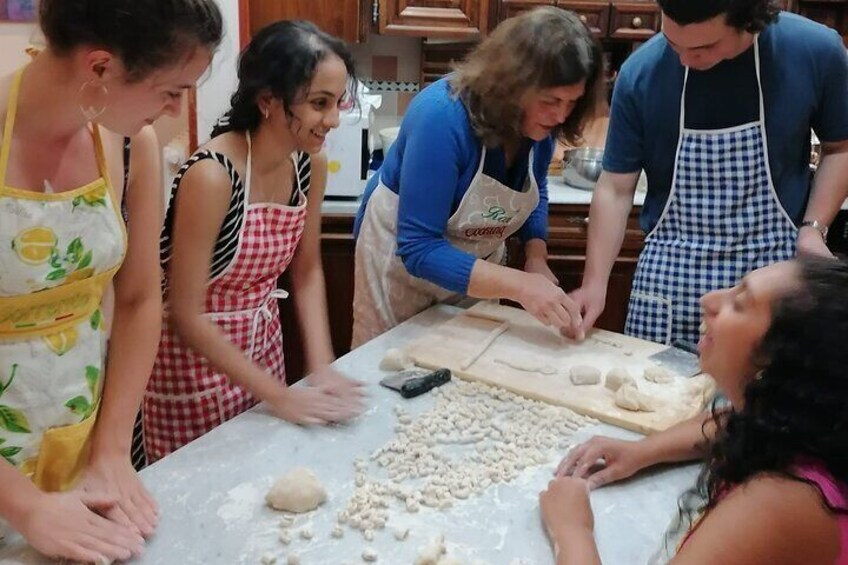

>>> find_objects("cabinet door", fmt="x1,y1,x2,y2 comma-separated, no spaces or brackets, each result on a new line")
498,0,556,21
558,1,610,37
278,214,357,383
380,0,490,38
608,1,660,40
249,0,365,43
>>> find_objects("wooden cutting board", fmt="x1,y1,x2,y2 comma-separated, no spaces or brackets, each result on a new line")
405,302,711,435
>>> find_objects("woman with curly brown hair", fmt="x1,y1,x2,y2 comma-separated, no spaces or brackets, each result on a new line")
543,256,848,564
351,7,604,347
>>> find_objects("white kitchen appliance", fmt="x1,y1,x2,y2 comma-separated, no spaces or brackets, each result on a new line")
323,107,373,199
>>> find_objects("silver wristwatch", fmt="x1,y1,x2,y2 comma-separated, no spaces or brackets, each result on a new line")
800,219,829,240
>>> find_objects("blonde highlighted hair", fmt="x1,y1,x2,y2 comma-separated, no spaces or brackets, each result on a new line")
450,7,604,147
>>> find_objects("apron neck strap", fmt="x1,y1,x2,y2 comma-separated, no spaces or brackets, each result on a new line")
0,67,25,190
475,145,488,177
245,131,253,203
0,66,113,193
91,122,112,189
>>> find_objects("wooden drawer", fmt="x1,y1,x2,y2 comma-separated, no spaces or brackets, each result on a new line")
608,2,660,40
547,204,644,257
558,1,610,37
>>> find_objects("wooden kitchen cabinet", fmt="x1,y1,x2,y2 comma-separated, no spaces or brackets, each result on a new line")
248,0,368,43
558,1,610,36
278,214,357,383
492,0,660,42
379,0,490,38
607,1,660,39
497,0,556,21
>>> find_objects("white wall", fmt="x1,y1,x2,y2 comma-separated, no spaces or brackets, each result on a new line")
195,0,240,145
0,22,37,76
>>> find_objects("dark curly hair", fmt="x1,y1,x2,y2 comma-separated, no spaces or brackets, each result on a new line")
39,0,223,82
679,257,848,536
211,20,357,138
450,6,604,148
658,0,780,33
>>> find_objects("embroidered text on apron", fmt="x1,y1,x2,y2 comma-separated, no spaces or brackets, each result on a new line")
352,146,541,347
144,134,307,462
624,38,797,345
0,67,126,493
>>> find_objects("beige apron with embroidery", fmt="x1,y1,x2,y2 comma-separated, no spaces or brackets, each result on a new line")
352,146,540,347
0,67,126,493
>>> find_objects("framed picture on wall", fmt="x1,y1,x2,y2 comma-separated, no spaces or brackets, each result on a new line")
0,0,37,22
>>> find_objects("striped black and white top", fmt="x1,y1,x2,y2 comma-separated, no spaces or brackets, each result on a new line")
159,150,311,287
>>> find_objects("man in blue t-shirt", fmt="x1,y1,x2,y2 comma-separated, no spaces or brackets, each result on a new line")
570,0,848,345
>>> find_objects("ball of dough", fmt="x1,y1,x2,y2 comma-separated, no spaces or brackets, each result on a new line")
643,365,673,384
569,365,601,386
266,467,327,513
362,548,379,562
615,383,655,412
380,348,414,371
604,367,634,391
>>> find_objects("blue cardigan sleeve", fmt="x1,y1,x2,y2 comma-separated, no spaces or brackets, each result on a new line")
394,94,478,294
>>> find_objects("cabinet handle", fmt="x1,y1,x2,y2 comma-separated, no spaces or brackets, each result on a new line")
631,16,643,28
579,14,588,23
566,216,590,226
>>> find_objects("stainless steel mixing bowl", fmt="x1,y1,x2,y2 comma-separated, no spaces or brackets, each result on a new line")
562,147,604,190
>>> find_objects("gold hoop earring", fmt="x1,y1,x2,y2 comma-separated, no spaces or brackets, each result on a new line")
78,79,109,121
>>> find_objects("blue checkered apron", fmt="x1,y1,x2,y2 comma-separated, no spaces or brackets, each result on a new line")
625,38,797,345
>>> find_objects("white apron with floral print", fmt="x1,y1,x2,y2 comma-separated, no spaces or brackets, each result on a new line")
0,67,126,494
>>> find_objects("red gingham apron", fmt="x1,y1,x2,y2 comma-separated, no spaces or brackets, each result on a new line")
143,135,307,462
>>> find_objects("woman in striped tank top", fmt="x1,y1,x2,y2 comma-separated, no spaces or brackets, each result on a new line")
144,21,365,463
543,256,848,564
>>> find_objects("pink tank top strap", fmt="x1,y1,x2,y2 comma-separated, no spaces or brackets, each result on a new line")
793,460,848,565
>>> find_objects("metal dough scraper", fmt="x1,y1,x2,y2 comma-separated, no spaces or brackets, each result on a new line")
648,340,701,378
380,368,452,398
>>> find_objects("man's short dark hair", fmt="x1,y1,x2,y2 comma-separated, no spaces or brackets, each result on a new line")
658,0,780,32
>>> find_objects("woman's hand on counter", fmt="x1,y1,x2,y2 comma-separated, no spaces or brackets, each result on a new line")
307,366,367,398
20,489,145,563
268,382,365,426
79,453,159,537
539,477,602,565
555,436,649,489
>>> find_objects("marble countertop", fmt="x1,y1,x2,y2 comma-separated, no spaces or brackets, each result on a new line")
0,306,699,565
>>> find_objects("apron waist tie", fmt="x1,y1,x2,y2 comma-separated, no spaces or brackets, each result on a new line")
248,289,289,358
